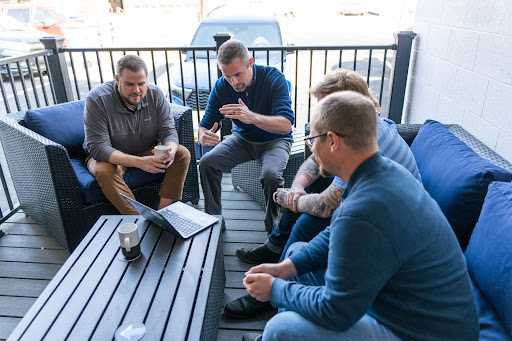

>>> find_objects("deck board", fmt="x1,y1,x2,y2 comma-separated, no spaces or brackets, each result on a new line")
0,172,273,340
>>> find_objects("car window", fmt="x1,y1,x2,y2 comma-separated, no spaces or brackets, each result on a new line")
6,9,30,24
191,22,283,60
34,9,54,23
192,23,282,46
46,6,81,20
0,14,31,31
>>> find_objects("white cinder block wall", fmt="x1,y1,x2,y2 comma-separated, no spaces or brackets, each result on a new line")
404,0,512,162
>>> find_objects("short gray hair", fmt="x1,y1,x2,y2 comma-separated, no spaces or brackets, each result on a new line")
313,91,377,152
310,68,381,114
217,39,251,66
116,55,148,77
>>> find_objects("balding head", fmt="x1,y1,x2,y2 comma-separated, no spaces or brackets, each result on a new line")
312,91,378,152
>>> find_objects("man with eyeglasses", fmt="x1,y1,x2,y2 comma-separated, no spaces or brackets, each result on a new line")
240,91,478,341
225,68,421,319
198,39,294,236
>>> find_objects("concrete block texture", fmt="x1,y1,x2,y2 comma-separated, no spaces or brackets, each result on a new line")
431,59,457,94
441,0,470,28
427,25,451,58
462,109,499,149
496,132,512,163
410,51,435,85
481,81,512,135
465,0,506,33
446,29,479,70
474,34,512,85
499,2,512,35
413,21,430,52
415,0,444,24
451,67,489,115
407,77,440,124
436,95,465,123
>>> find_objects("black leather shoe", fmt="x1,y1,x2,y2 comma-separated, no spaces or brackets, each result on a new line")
236,244,280,264
243,333,263,341
224,294,275,319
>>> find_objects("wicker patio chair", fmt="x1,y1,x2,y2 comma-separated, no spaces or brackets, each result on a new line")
231,129,306,209
0,103,200,252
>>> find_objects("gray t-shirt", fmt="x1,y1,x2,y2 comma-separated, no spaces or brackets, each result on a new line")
83,80,178,162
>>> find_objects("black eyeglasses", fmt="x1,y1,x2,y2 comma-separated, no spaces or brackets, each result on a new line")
304,133,328,148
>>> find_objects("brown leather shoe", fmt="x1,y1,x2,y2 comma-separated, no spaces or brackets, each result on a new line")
236,244,280,264
224,294,275,319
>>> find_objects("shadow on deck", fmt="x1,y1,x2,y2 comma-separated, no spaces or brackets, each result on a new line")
0,173,273,341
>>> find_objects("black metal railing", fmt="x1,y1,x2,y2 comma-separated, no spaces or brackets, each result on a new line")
0,49,55,114
0,48,55,222
0,32,416,224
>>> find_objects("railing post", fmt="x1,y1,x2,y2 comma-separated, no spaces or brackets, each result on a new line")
214,33,232,138
387,31,416,123
41,36,74,103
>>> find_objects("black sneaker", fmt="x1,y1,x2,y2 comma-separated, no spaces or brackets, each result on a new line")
236,244,281,264
224,294,275,319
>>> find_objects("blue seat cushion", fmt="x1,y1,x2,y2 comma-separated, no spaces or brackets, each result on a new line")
70,158,164,204
411,120,512,249
465,181,512,338
24,101,86,156
469,277,511,340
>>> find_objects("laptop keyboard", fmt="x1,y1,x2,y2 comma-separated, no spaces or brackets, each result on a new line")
159,210,203,236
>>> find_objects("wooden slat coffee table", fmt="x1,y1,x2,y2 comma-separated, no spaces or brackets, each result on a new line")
8,214,225,341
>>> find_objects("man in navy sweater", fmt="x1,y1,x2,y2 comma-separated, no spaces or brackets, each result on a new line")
198,39,294,233
241,91,478,341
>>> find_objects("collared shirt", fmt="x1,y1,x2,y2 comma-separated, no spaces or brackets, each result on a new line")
332,116,422,189
83,80,178,162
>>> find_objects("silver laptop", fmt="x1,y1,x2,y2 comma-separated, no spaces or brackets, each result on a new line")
120,194,218,239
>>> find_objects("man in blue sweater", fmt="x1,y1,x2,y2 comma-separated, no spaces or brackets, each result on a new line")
198,39,294,233
241,91,478,341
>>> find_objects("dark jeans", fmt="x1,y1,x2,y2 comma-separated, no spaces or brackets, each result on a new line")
265,176,333,255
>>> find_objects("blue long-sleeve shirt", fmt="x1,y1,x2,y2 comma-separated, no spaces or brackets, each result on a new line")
271,153,479,341
199,63,294,142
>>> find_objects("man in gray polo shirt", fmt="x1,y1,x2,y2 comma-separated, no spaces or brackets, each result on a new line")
83,54,191,215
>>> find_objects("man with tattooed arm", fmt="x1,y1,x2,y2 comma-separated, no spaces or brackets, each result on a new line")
224,68,422,319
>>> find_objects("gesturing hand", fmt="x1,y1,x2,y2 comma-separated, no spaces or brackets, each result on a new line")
221,98,255,124
199,122,220,147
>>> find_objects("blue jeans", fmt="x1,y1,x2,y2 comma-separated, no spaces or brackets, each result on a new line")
265,176,333,254
263,242,401,341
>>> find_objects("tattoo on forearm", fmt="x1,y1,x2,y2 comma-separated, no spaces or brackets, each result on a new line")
298,184,344,217
295,160,320,184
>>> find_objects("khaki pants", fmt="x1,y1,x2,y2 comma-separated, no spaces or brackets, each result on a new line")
86,145,191,215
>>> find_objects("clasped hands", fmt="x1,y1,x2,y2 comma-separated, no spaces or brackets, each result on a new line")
273,186,307,213
243,259,297,302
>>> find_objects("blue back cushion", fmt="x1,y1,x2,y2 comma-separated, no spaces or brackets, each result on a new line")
70,157,164,204
24,101,85,156
465,181,512,338
411,120,512,249
470,277,511,340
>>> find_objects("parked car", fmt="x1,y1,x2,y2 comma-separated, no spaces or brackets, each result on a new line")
0,14,46,78
170,5,292,110
0,3,98,47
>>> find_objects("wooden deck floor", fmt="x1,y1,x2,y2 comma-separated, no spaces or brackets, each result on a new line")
0,173,273,340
